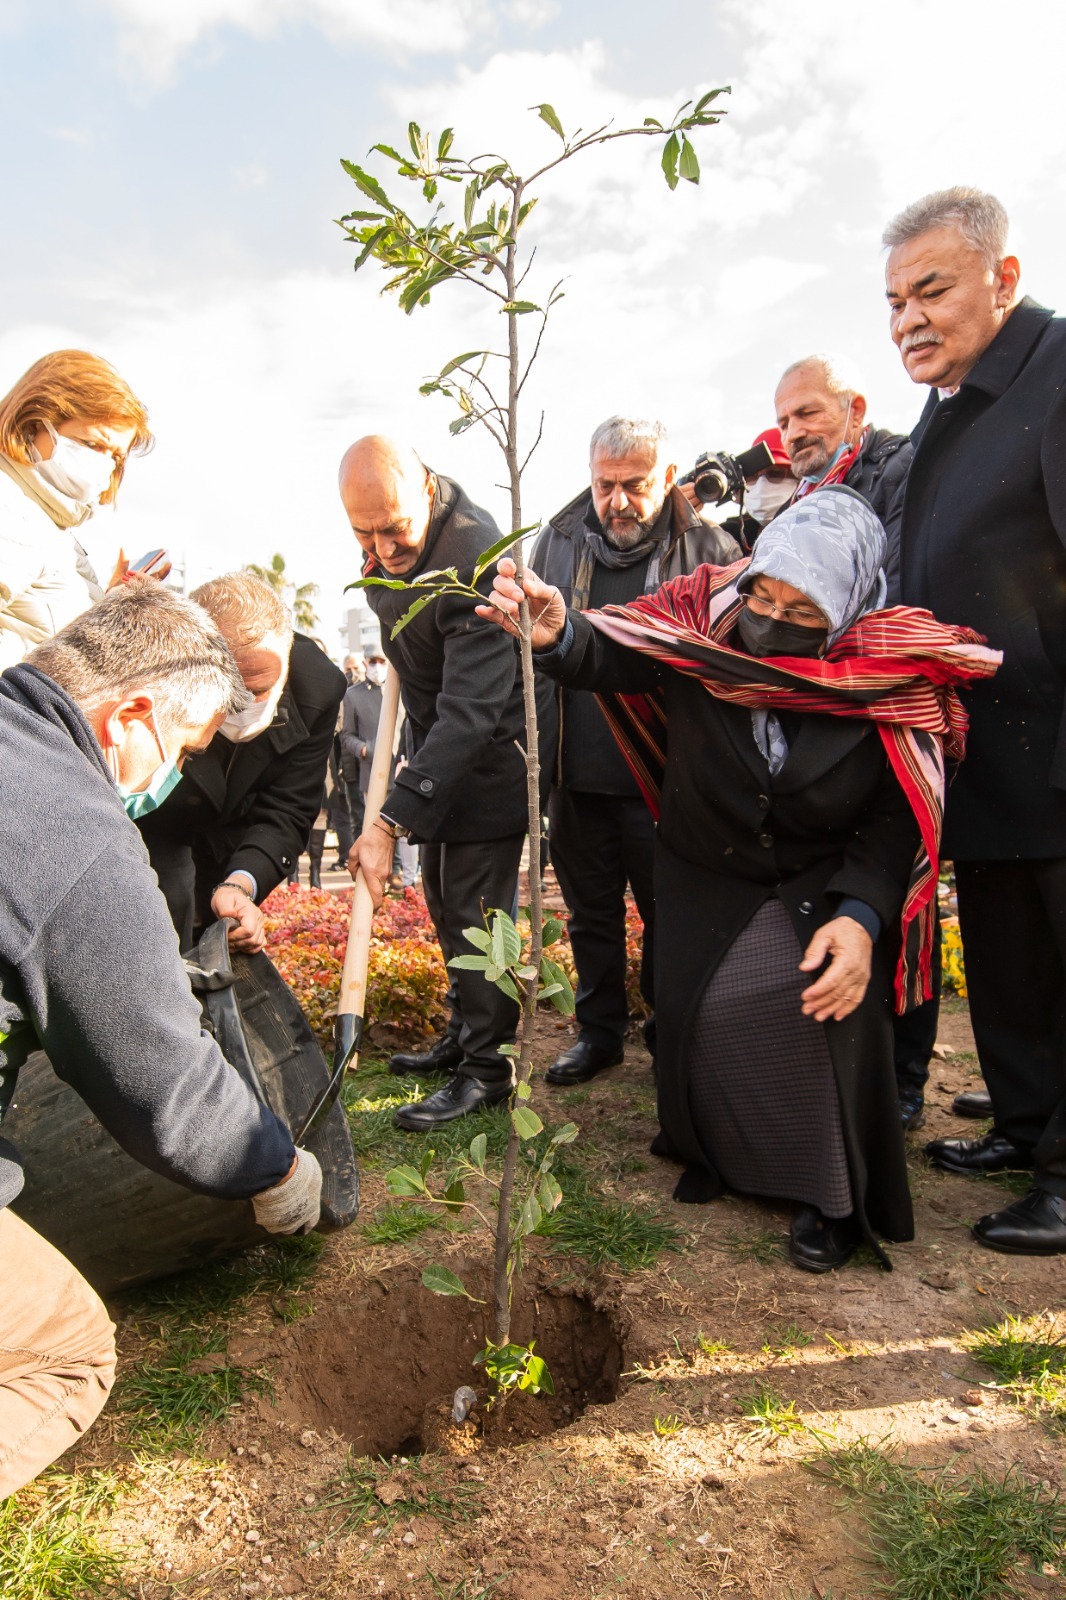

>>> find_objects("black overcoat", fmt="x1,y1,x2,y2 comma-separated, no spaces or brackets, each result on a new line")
545,610,920,1252
897,297,1066,859
140,632,345,906
365,473,555,844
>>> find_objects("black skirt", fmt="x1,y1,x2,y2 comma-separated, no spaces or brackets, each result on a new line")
687,898,853,1217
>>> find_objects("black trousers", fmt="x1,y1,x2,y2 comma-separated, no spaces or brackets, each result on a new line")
344,779,366,840
956,857,1066,1197
420,834,524,1084
548,788,656,1049
893,908,942,1095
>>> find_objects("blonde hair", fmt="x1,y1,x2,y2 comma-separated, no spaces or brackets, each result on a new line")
191,570,291,651
0,349,153,504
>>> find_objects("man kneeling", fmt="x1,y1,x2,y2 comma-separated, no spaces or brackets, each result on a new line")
0,583,320,1499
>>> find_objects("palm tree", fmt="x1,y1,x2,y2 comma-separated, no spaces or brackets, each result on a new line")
247,552,319,632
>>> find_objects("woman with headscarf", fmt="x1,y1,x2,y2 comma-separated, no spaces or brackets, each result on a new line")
482,487,1000,1272
0,349,153,668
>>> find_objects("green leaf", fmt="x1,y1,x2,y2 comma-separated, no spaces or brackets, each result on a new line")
661,131,680,191
352,224,391,271
371,142,404,163
490,911,522,969
643,116,663,130
539,1172,563,1214
517,1192,543,1236
534,102,565,141
438,349,488,380
493,972,521,1002
448,952,491,971
501,300,540,315
468,1132,487,1169
437,127,454,161
693,87,727,116
678,134,701,185
443,1177,466,1212
523,1353,555,1395
512,1106,543,1140
351,573,411,591
407,120,422,157
471,523,539,583
550,1121,579,1146
541,916,564,946
346,163,393,209
390,590,443,637
515,1078,531,1100
536,983,563,1002
498,1042,520,1058
422,1264,479,1300
539,956,575,1016
386,1164,428,1197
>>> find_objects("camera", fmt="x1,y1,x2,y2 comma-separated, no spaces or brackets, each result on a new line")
677,439,775,506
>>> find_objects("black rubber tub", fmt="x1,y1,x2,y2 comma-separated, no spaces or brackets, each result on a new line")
6,920,359,1294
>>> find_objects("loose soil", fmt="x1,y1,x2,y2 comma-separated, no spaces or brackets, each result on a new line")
54,893,1066,1599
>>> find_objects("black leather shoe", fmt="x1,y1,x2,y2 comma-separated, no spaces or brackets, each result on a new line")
788,1206,860,1273
925,1130,1030,1175
545,1039,624,1085
899,1089,925,1131
972,1187,1066,1255
389,1036,464,1079
393,1073,511,1130
952,1089,993,1119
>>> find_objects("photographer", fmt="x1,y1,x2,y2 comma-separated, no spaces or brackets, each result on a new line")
532,417,740,1085
680,428,796,550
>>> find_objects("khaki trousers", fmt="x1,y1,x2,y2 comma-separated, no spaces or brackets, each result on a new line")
0,1207,116,1499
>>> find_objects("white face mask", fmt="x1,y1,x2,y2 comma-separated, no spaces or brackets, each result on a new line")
745,475,795,526
365,660,387,686
219,673,287,744
30,423,116,508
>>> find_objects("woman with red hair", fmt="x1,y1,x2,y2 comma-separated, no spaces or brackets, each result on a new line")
0,349,153,667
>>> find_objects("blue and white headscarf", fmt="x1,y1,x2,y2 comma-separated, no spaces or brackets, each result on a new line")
738,484,888,644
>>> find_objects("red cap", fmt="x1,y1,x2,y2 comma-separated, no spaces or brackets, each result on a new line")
750,426,790,467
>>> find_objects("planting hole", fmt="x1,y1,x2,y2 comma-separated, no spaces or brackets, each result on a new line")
257,1264,623,1455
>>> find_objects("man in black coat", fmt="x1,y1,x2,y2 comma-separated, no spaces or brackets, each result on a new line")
338,436,554,1130
140,571,346,950
339,646,387,837
532,415,741,1085
774,354,932,1129
884,184,1066,1254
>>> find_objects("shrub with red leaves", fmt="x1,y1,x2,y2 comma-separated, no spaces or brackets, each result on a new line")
263,885,648,1048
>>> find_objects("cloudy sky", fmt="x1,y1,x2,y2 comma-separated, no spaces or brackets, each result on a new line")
3,0,1064,649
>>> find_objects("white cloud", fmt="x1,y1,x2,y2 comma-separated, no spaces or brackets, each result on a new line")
101,0,537,89
47,125,93,145
231,162,268,190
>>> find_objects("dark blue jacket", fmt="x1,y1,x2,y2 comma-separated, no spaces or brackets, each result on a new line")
0,665,294,1209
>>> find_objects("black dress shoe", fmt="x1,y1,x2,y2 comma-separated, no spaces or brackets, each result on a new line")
393,1073,511,1130
925,1130,1030,1175
899,1089,925,1131
389,1035,464,1078
788,1206,861,1273
952,1089,993,1119
972,1187,1066,1255
545,1038,624,1085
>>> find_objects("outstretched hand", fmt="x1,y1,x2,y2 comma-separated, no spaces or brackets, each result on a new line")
798,916,873,1023
474,557,568,650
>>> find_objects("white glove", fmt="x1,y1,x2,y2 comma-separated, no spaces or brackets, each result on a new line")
252,1148,323,1235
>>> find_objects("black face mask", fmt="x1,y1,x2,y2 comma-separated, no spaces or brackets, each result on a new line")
737,606,828,659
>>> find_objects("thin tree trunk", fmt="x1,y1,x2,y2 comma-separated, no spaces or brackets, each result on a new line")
492,177,544,1348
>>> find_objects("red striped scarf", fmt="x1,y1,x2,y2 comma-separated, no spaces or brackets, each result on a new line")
793,428,867,498
586,561,1002,1012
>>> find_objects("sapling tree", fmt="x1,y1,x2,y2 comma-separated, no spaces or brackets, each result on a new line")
338,88,727,1365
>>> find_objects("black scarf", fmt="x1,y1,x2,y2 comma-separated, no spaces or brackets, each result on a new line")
572,497,672,610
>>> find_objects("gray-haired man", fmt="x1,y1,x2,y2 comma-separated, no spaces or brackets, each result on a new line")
885,185,1066,1255
532,417,741,1083
0,583,321,1497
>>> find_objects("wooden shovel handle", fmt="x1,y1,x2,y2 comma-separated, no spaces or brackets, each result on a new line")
337,665,402,1020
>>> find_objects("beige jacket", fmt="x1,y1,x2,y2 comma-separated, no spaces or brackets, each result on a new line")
0,455,104,669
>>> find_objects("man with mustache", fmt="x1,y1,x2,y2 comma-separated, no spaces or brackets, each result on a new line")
885,186,1066,1255
774,355,913,592
531,417,740,1084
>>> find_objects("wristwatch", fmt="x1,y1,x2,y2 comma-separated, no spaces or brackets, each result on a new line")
376,811,411,841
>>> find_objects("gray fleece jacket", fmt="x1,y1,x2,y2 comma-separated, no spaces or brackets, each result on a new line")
0,664,295,1210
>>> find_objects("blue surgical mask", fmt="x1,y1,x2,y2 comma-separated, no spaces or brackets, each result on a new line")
110,709,184,819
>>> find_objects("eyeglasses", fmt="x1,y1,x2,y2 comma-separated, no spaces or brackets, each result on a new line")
743,591,826,626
